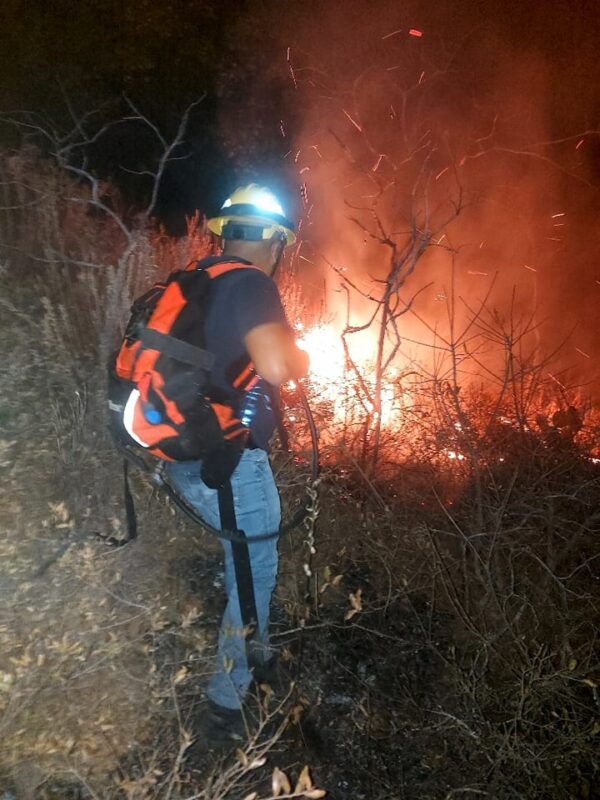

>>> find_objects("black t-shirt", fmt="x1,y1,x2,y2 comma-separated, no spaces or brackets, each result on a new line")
201,256,289,451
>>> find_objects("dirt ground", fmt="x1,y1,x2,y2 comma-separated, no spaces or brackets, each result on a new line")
0,370,476,800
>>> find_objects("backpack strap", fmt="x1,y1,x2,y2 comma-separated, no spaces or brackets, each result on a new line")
203,260,263,280
123,458,138,543
139,328,215,370
217,480,259,644
97,458,138,548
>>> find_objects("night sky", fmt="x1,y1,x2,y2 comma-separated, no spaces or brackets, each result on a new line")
1,1,598,212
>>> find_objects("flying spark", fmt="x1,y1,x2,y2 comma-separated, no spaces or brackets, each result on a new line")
409,29,423,37
575,348,591,359
343,109,363,132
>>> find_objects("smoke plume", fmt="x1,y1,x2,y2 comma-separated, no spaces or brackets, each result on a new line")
223,0,600,392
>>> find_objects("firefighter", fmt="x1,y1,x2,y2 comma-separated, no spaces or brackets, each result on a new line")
165,185,309,739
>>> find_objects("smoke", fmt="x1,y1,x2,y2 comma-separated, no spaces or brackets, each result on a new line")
223,0,600,391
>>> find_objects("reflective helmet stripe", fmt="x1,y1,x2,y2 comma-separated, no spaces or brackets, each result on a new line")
220,203,295,234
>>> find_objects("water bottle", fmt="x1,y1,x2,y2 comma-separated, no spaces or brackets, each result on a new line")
240,381,266,427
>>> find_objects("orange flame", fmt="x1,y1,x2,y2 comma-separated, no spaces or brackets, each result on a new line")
296,321,399,426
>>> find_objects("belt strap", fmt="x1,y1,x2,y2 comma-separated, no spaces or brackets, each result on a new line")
217,481,258,641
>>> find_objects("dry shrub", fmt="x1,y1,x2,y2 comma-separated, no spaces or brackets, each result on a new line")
284,369,599,797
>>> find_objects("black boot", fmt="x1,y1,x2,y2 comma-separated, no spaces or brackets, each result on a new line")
201,699,245,743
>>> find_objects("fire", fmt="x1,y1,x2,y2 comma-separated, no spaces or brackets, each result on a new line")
296,322,347,421
295,321,399,426
297,322,344,383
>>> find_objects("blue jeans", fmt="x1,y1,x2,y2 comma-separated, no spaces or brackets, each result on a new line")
166,449,281,710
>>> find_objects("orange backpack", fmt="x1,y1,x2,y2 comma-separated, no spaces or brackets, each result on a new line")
108,260,261,487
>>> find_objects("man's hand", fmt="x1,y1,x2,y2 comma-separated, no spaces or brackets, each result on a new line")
244,323,309,386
